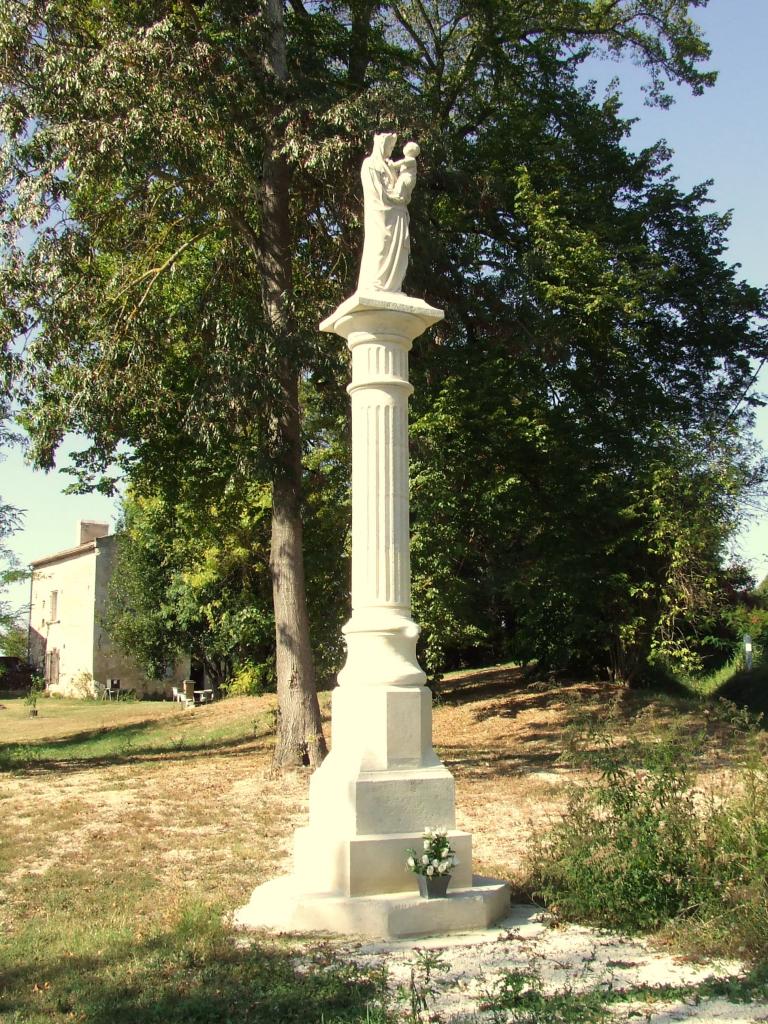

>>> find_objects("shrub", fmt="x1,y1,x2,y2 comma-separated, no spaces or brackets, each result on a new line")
70,670,97,699
531,718,768,960
221,660,274,697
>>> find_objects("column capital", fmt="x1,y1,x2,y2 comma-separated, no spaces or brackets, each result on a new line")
320,291,444,341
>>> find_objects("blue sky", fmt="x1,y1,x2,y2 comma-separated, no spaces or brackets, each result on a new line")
2,0,768,620
581,0,768,580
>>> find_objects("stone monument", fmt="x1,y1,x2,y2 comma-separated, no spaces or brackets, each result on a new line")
235,133,509,938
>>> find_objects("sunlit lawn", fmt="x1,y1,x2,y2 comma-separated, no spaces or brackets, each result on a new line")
0,692,391,1024
1,671,765,1023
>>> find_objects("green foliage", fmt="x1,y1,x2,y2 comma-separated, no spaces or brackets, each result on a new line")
24,674,44,710
0,471,27,658
106,454,348,691
221,661,274,698
532,716,768,959
0,620,28,660
400,949,450,1024
481,969,609,1024
1,0,765,688
105,487,275,685
536,736,709,930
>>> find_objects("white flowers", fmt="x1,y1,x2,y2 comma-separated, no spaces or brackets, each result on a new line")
405,827,457,877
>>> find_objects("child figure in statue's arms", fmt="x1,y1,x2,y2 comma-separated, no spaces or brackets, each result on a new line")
387,141,420,203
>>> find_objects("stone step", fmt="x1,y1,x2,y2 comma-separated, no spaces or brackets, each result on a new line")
234,875,510,939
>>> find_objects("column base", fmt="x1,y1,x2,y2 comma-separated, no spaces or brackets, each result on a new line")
338,612,426,689
294,826,473,897
233,875,510,939
308,758,455,834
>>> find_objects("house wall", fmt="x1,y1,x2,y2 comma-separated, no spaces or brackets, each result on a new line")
29,527,190,700
92,536,190,697
29,547,98,697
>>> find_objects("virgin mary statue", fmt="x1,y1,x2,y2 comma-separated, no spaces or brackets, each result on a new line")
357,133,411,294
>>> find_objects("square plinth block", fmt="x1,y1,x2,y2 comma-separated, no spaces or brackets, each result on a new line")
308,763,456,835
330,686,436,771
234,875,510,939
294,827,472,897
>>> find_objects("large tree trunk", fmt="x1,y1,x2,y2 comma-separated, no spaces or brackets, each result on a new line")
269,363,327,768
262,0,327,770
348,1,376,88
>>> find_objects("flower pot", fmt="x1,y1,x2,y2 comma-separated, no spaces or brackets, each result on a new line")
417,873,451,899
28,708,38,718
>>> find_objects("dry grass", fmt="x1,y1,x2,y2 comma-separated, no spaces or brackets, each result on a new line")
1,672,765,1023
2,671,757,910
0,693,333,912
428,665,766,887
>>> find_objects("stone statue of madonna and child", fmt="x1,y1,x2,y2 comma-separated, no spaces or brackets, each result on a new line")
357,132,420,294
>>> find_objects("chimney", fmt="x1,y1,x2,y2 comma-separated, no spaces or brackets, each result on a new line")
77,520,110,545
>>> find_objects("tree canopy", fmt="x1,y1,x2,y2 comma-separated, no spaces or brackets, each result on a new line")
1,1,766,719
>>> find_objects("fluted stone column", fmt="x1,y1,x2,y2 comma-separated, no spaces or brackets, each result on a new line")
338,294,434,689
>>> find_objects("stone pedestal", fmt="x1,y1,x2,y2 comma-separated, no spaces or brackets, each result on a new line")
235,292,509,938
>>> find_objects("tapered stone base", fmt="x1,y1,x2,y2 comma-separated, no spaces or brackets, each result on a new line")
233,875,510,939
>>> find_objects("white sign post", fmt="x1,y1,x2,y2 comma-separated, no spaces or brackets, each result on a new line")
744,634,753,671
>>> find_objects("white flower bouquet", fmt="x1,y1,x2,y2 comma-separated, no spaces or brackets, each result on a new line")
405,827,459,877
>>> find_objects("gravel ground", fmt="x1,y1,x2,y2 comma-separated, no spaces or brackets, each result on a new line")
331,907,768,1023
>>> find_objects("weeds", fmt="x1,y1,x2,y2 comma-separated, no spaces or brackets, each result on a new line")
400,948,450,1023
477,966,768,1024
532,715,768,961
480,969,625,1024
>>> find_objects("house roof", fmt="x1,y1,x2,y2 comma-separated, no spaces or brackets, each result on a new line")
31,537,111,570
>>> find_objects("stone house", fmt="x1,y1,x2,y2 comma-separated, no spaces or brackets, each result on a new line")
28,521,189,698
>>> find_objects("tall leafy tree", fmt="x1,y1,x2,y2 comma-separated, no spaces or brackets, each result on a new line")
1,1,764,743
0,513,26,659
106,444,348,692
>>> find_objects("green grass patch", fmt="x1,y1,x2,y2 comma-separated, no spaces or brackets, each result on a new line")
1,888,391,1023
713,662,768,719
680,650,768,719
0,696,274,772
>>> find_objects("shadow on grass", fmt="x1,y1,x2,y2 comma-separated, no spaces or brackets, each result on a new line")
440,743,562,776
0,716,274,775
436,665,529,705
713,664,768,722
0,907,389,1024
